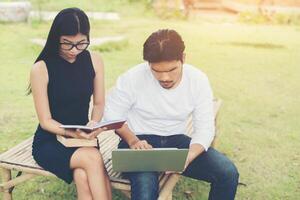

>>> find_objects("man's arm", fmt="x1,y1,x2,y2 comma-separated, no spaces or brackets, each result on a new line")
116,124,152,149
185,74,215,168
104,72,152,149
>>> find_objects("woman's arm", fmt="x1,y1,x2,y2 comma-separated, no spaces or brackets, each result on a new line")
85,52,106,138
30,61,79,138
90,51,105,122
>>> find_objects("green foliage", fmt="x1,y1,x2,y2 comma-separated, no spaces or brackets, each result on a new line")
155,9,186,20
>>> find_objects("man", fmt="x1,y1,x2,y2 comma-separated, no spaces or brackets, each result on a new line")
104,29,239,200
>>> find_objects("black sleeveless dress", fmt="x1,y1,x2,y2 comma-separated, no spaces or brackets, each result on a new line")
32,50,95,184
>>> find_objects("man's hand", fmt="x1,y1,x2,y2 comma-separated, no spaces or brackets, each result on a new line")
183,154,192,172
165,158,191,175
165,158,190,175
115,124,152,149
166,144,205,175
129,139,153,149
183,144,205,171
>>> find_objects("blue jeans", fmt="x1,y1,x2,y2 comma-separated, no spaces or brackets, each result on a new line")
118,134,239,200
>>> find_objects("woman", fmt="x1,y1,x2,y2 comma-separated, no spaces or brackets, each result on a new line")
29,8,112,200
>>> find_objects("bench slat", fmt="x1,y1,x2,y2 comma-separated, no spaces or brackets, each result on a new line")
0,137,32,158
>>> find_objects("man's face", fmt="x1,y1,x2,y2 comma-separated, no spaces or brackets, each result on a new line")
150,60,183,89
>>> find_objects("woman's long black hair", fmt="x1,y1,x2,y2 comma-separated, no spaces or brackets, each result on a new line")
27,7,90,94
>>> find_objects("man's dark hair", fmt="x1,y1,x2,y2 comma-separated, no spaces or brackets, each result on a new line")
143,29,185,63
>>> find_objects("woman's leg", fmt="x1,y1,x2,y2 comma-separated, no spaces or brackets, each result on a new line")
73,168,92,200
70,147,112,200
104,168,112,200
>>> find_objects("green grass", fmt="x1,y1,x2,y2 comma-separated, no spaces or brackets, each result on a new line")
1,1,300,200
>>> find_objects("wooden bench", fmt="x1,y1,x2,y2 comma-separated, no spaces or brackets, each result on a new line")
0,99,222,200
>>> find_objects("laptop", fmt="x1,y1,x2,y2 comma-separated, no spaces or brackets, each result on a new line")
112,148,189,172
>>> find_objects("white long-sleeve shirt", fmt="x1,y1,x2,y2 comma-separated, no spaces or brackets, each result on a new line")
104,62,215,151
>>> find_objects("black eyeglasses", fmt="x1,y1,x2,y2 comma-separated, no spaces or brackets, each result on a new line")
59,42,90,50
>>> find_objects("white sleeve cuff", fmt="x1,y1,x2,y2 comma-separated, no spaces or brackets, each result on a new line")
190,133,215,151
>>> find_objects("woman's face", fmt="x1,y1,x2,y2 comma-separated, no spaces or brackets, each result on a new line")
59,33,89,61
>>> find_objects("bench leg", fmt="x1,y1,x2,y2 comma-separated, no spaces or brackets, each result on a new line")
167,192,172,200
1,168,12,200
158,174,179,200
120,190,131,199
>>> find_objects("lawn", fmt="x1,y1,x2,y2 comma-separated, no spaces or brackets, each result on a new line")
0,1,300,199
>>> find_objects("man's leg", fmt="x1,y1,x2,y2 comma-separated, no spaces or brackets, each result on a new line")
118,135,161,200
127,172,159,200
167,135,239,200
183,148,239,200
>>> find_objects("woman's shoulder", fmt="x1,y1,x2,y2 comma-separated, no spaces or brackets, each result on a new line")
31,60,48,75
89,51,103,63
30,60,49,84
88,51,104,73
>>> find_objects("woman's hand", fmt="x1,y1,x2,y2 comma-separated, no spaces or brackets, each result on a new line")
84,120,107,140
65,128,100,140
86,120,98,127
64,127,96,140
64,129,82,139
